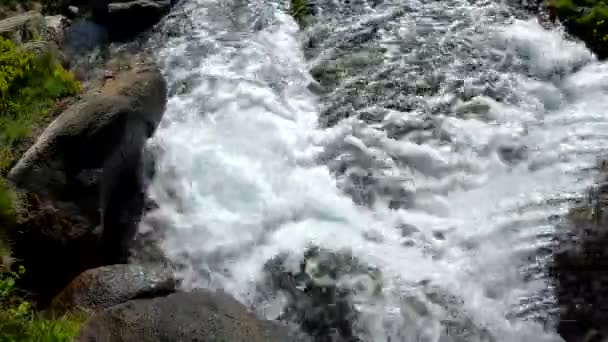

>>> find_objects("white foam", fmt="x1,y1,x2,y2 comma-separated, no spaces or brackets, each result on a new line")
142,1,608,341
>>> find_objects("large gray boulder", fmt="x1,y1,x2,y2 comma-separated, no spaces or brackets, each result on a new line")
51,264,176,315
0,11,47,44
7,66,167,303
76,290,310,342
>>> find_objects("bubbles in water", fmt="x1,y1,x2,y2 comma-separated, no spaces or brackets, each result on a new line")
140,0,608,341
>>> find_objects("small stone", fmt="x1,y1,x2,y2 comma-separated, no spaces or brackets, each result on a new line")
68,6,80,17
104,69,114,79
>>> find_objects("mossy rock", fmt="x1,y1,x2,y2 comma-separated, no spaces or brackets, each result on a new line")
0,11,46,44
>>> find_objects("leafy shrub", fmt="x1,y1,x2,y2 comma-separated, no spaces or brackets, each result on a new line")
0,37,80,174
0,266,84,342
549,0,608,57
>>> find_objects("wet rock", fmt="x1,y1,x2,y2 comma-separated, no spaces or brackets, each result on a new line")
44,15,69,45
92,0,174,40
63,19,109,54
262,247,382,342
7,66,167,302
75,290,309,342
0,11,47,44
453,97,492,116
51,264,176,315
552,178,608,341
497,143,528,164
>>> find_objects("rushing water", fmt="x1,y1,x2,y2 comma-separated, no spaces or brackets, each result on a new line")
139,0,608,340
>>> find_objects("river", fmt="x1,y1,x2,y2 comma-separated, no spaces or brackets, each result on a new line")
139,0,608,340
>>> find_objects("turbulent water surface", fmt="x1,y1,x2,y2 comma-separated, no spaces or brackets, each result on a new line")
139,0,608,340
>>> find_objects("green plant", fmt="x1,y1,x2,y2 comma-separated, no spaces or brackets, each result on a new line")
0,178,15,226
0,37,79,174
290,0,315,24
0,266,84,342
549,0,608,56
0,36,79,277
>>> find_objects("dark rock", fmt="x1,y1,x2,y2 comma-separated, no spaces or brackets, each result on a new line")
51,264,176,315
92,0,173,40
552,181,608,341
63,19,109,54
261,247,382,342
75,290,310,342
7,66,167,303
0,11,47,44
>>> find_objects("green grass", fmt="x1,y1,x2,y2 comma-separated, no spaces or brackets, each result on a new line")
0,37,80,174
0,15,83,342
0,175,16,272
549,0,608,57
0,267,85,342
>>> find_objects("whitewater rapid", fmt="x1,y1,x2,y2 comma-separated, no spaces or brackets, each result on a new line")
139,0,608,340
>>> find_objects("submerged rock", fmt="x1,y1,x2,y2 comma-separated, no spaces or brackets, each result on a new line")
262,247,382,342
7,66,167,302
76,290,309,342
51,264,176,315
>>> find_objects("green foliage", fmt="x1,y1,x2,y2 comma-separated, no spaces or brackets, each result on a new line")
0,178,15,270
0,0,37,13
0,267,84,342
0,37,79,272
549,0,608,56
0,37,80,174
0,179,15,227
290,0,315,25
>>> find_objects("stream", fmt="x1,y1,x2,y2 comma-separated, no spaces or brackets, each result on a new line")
139,0,608,340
